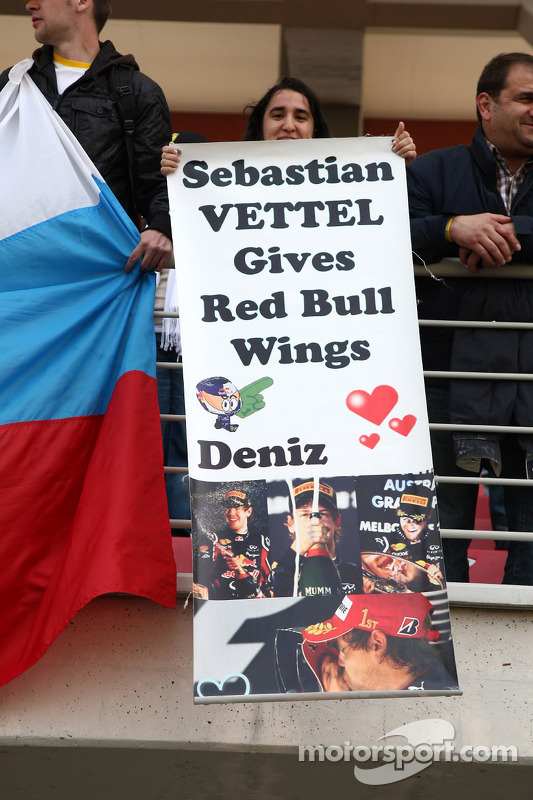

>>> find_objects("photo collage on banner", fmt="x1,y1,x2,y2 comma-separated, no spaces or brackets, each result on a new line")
168,137,460,703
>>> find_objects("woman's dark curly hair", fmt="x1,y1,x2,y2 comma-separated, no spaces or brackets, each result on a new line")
243,77,330,141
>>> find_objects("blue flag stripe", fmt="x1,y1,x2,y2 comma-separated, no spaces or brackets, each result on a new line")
0,181,156,425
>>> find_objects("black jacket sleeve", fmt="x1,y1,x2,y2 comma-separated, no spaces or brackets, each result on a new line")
129,72,172,238
407,154,461,265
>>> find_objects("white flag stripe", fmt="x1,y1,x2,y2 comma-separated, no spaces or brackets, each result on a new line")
0,60,103,240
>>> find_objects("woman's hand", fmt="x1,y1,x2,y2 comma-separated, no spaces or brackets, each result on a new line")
392,121,416,164
161,144,180,176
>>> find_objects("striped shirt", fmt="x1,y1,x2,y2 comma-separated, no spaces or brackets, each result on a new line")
485,137,533,212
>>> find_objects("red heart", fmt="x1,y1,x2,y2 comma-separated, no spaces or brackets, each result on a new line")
359,433,380,449
346,385,398,426
389,415,417,436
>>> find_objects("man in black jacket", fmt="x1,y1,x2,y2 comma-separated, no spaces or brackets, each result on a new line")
408,52,533,584
2,0,172,272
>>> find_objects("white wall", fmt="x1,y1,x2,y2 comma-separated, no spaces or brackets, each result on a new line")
2,13,533,118
0,596,530,758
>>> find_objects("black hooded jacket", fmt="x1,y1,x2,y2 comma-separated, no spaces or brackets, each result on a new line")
0,41,172,237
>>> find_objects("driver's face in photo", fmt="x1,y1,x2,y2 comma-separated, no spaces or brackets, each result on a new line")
224,504,252,532
319,651,350,692
399,515,426,542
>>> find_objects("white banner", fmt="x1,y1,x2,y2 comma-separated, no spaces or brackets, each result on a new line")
169,138,460,702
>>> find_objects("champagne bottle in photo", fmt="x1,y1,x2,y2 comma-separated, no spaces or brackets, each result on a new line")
298,541,343,597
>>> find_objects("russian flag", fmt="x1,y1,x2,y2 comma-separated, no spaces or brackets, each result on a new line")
0,60,176,686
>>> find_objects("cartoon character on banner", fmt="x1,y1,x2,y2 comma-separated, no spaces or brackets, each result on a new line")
196,376,273,432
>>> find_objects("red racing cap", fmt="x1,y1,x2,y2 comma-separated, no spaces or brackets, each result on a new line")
302,593,439,644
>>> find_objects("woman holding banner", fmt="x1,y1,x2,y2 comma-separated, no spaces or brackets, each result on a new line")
160,76,416,170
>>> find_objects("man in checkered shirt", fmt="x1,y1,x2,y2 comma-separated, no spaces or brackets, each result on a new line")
408,53,533,585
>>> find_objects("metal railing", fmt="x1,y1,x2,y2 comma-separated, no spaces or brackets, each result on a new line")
154,309,191,532
415,259,533,607
156,263,533,606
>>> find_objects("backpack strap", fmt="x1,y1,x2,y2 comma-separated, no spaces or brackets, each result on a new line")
111,64,137,217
